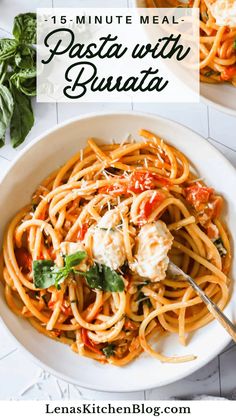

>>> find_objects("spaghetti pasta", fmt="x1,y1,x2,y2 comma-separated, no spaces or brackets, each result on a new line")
145,0,236,85
1,130,231,365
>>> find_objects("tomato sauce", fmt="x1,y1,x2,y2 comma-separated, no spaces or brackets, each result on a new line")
15,248,32,273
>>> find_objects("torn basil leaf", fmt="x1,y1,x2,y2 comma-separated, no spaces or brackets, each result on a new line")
82,263,124,292
33,250,87,289
33,250,124,293
65,251,87,269
102,343,115,358
33,260,55,289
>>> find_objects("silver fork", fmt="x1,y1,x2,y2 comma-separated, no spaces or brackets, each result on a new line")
167,261,236,343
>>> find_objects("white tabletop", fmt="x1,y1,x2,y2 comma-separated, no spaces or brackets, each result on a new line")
0,0,236,401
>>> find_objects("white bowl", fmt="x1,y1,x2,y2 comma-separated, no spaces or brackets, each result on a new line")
133,0,236,116
0,112,235,392
200,84,236,116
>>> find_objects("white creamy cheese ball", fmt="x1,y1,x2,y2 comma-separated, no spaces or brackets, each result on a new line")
97,208,122,229
88,208,127,270
130,220,173,282
210,0,236,27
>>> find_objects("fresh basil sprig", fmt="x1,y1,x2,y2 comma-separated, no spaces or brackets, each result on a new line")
0,12,36,148
33,250,125,292
33,251,87,290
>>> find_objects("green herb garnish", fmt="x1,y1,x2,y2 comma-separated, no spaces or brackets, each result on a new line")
10,84,34,148
82,263,124,292
33,251,124,292
33,251,87,290
66,251,87,268
204,70,215,77
0,13,36,148
102,343,115,358
204,70,220,78
33,260,54,289
233,39,236,50
13,13,36,44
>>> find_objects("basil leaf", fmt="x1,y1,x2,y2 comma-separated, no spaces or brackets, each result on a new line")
102,343,115,358
14,45,36,69
33,251,87,290
33,261,70,290
10,67,36,96
0,84,14,147
15,66,36,79
53,266,70,290
65,251,87,269
10,85,34,148
0,13,37,149
0,62,7,84
13,76,36,97
0,38,17,61
13,13,36,44
233,39,236,50
33,260,55,289
84,263,124,292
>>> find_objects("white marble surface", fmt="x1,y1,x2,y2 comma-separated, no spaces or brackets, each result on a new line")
0,0,236,401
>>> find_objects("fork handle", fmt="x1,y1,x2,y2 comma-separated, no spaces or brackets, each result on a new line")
169,263,236,343
186,272,236,342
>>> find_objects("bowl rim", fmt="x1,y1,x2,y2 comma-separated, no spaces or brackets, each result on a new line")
0,110,235,393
